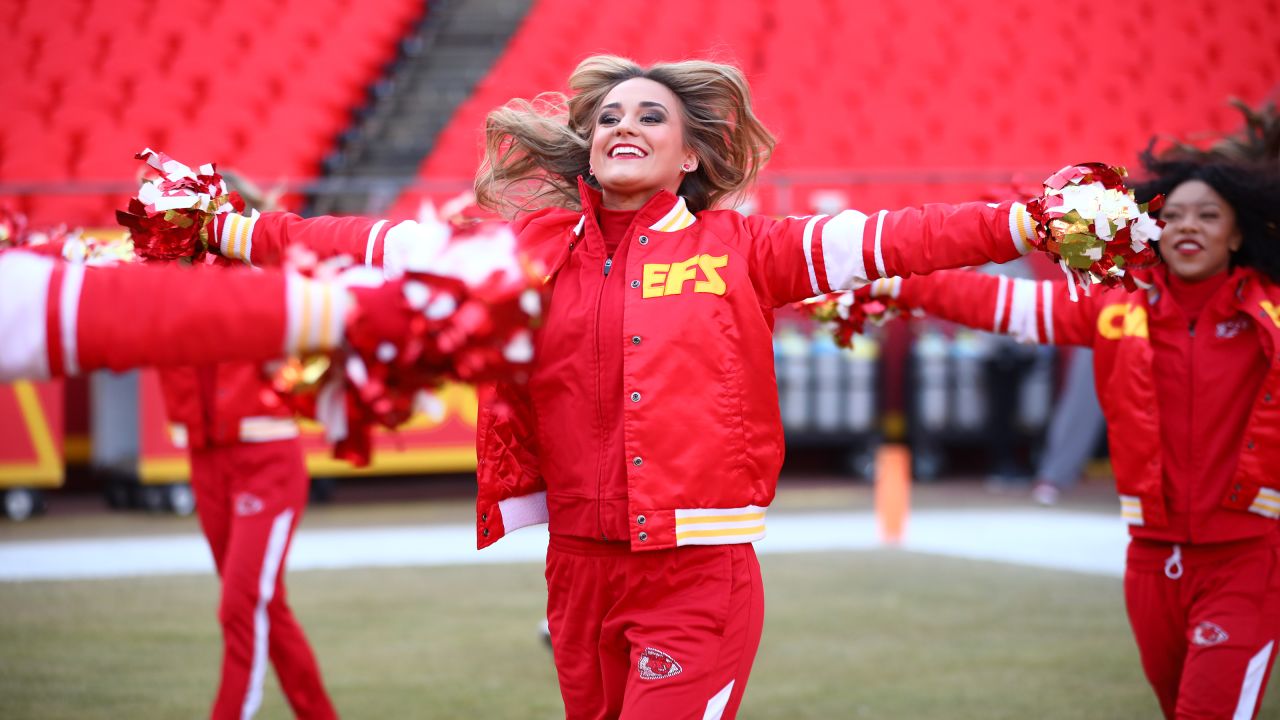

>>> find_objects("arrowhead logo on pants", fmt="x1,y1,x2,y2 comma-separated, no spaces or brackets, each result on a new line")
1191,621,1229,647
637,647,682,680
234,492,264,517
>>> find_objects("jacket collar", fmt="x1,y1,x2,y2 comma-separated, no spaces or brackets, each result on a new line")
573,177,696,237
1147,265,1256,315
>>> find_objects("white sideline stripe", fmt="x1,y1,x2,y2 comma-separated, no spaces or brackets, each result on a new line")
704,680,734,720
1234,640,1274,720
0,509,1129,582
241,508,295,720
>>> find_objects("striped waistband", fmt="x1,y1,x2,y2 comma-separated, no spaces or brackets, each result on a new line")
675,505,767,546
168,416,299,448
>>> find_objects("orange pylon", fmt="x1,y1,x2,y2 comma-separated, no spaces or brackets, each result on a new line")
874,443,911,545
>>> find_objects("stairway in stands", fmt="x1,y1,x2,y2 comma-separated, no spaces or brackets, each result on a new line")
310,0,534,216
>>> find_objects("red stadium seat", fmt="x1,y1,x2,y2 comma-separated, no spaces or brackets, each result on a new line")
6,0,425,224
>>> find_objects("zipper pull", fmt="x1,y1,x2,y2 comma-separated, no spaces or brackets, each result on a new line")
603,257,613,276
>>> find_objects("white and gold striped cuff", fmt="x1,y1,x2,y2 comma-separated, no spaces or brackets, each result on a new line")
1007,202,1035,256
219,210,259,264
285,274,351,355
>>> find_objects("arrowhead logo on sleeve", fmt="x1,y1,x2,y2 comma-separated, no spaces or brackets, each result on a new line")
637,647,683,680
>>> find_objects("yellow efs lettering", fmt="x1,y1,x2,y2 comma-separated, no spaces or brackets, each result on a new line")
1261,301,1280,329
694,254,728,295
640,254,730,297
642,263,670,299
1096,304,1148,340
663,256,702,296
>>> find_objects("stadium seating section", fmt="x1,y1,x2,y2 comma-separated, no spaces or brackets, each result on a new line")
2,0,423,226
4,0,1278,227
390,0,1280,216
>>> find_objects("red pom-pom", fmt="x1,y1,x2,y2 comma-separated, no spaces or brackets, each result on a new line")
117,149,244,263
1026,162,1163,300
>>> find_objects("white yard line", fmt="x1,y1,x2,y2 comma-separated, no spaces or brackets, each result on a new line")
0,508,1127,582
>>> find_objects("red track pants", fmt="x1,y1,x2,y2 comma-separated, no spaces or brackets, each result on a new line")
1125,532,1280,719
190,438,337,720
545,536,764,720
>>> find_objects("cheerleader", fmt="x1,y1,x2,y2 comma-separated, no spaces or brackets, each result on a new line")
861,155,1280,719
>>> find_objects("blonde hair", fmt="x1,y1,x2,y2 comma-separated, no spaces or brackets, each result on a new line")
475,55,776,217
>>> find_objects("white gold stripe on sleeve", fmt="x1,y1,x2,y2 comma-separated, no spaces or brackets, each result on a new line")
1040,280,1055,344
872,210,887,278
1009,203,1034,256
993,275,1009,333
365,219,388,266
1007,278,1040,343
820,209,871,291
0,252,54,381
60,264,85,376
801,214,827,295
285,275,351,355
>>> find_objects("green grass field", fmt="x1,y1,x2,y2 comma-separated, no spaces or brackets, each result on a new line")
2,482,1277,719
1,549,1235,719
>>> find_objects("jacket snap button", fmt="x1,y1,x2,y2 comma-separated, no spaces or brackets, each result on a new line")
1267,394,1274,403
1235,484,1243,491
631,280,640,289
637,515,646,525
632,336,641,345
638,235,649,245
482,528,490,537
1231,495,1239,502
481,513,488,522
1247,441,1255,450
638,531,648,542
633,456,643,466
630,392,641,402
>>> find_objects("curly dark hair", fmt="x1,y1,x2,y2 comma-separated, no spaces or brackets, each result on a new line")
1133,152,1280,284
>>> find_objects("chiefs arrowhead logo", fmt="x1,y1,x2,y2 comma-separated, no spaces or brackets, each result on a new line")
637,647,682,680
1191,621,1229,647
234,492,264,517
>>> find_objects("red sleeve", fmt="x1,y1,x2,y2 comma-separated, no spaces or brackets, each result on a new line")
883,269,1103,347
75,263,291,372
745,201,1038,306
213,211,393,268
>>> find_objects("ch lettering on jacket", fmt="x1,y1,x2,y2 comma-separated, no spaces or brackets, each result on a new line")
640,254,728,299
1261,301,1280,329
1097,303,1149,340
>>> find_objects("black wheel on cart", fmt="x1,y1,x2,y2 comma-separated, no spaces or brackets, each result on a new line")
3,488,40,522
166,483,196,516
105,479,132,509
309,477,337,504
139,484,169,513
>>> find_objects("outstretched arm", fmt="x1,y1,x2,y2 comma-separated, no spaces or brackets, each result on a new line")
0,250,349,380
862,269,1105,347
211,211,442,277
748,201,1038,306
